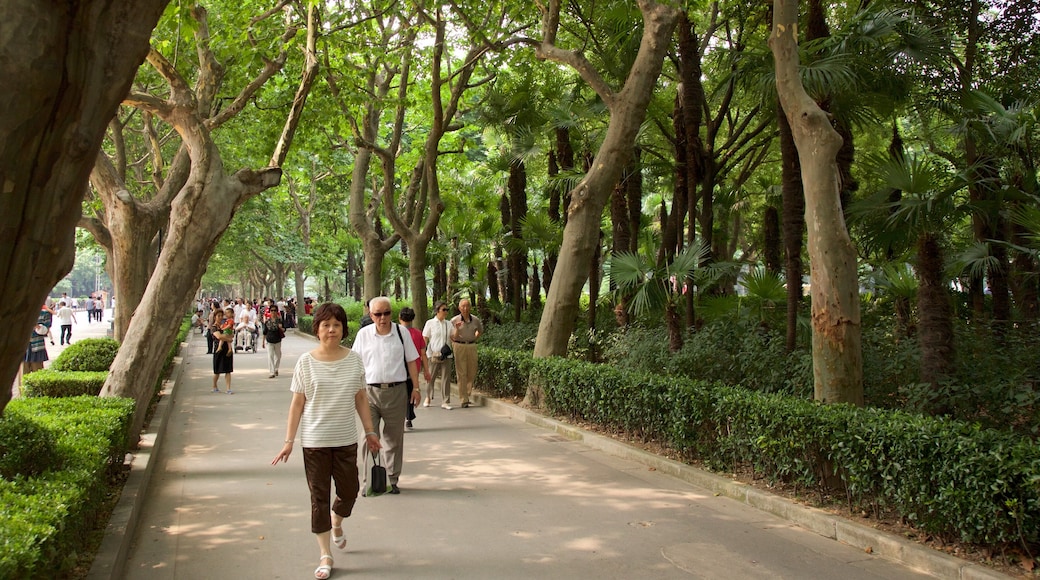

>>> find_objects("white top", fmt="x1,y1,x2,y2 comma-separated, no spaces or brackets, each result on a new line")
351,323,419,383
291,351,365,448
422,317,451,356
56,306,75,325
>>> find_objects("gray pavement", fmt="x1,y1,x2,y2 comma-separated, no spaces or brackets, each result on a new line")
92,329,1010,580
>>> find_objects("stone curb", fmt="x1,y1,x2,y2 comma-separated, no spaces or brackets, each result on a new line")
471,390,1012,580
86,339,191,580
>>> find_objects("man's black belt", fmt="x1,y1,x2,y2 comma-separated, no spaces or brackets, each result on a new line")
368,381,406,388
453,340,475,344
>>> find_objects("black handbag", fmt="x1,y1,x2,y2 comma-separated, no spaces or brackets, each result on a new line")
440,343,453,359
367,451,387,496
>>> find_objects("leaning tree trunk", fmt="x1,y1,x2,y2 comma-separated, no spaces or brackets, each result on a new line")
0,0,169,414
103,147,282,438
529,1,679,382
771,0,862,405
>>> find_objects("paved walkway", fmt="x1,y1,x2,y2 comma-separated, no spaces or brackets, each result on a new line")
94,329,1007,579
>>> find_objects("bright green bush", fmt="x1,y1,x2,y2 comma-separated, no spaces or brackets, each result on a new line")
50,338,120,372
298,315,313,335
0,413,61,479
0,396,135,578
20,370,107,398
476,347,1040,547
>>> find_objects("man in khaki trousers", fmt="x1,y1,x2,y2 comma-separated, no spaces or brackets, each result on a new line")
449,298,483,408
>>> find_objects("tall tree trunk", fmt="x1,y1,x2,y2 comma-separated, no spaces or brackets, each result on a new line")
916,231,954,415
771,0,863,405
530,1,679,380
544,128,574,294
763,205,782,275
1010,222,1039,321
508,159,528,322
779,102,804,353
0,0,168,414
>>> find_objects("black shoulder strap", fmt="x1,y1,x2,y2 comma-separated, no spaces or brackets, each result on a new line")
395,324,408,373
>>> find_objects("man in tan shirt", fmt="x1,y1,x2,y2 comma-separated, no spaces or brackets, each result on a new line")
449,298,483,408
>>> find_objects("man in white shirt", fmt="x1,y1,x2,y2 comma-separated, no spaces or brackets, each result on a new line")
55,301,78,345
351,296,421,494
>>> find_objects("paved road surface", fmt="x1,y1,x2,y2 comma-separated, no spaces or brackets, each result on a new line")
113,330,944,580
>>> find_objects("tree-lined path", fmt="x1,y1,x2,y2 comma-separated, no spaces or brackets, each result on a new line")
114,330,935,579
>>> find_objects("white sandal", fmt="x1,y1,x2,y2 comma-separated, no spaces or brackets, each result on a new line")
314,554,333,579
331,525,346,549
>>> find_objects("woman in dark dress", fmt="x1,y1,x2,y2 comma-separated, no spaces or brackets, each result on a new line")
212,307,235,394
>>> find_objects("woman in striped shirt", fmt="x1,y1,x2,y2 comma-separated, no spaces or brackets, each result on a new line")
272,302,381,580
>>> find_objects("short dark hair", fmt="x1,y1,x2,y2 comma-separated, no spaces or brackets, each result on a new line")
399,307,415,322
313,302,349,334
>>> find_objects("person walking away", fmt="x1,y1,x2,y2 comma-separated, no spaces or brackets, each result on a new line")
55,301,77,345
86,295,96,324
350,296,420,494
450,298,483,408
271,302,381,580
265,305,286,378
421,301,455,409
212,307,235,393
398,307,430,430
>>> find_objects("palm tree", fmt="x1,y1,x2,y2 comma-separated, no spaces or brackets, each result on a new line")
851,151,968,410
608,242,709,352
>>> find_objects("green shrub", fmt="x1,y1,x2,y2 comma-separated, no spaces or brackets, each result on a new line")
476,347,1040,547
0,413,61,479
298,315,313,335
0,396,135,578
20,370,107,398
50,338,119,372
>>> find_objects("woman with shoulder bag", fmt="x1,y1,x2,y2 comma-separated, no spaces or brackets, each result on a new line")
421,301,454,409
265,305,286,378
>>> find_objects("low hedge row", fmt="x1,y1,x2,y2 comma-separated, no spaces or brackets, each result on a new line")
0,396,135,578
21,371,108,398
476,347,1040,547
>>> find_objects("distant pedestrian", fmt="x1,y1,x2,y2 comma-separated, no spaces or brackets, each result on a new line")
55,301,77,345
23,303,54,377
86,295,96,324
397,307,430,430
264,305,286,378
422,300,454,409
212,307,235,394
271,302,381,580
450,298,483,408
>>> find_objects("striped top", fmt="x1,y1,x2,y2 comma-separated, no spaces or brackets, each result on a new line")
291,350,365,448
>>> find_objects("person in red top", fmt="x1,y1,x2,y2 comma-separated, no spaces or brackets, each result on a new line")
304,298,314,315
398,307,430,430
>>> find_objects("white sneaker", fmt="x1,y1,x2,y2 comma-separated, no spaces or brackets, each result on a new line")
441,403,453,410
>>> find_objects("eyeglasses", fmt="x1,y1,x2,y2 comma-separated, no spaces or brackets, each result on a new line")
439,308,449,312
372,311,392,317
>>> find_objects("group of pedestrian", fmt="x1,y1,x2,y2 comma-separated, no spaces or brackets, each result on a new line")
271,297,482,579
85,293,105,322
204,297,292,394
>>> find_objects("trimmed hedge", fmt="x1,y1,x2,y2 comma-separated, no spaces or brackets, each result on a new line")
476,347,1040,547
50,338,120,372
20,371,108,398
0,396,135,578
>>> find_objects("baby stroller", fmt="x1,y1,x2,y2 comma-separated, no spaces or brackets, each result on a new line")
234,322,257,353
